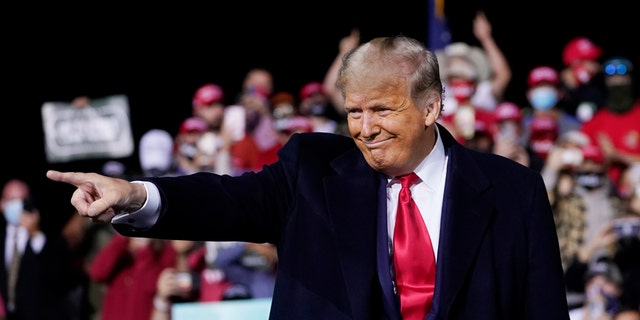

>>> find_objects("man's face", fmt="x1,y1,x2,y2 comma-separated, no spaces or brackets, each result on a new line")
448,77,477,104
586,274,621,300
344,81,438,177
243,70,273,97
194,103,225,129
1,180,29,212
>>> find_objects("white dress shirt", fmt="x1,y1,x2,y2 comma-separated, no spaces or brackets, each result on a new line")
386,126,448,261
4,224,46,269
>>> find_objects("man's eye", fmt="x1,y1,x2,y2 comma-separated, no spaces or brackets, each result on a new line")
348,110,362,118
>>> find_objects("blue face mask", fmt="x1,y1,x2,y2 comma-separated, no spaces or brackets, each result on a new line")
4,199,23,225
529,87,558,110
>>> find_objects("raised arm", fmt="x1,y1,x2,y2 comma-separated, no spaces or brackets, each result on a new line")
473,11,511,101
322,28,360,114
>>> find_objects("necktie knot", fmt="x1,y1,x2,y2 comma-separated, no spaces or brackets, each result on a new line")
397,172,420,189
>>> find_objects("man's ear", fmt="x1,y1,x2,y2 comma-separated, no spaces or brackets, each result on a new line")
425,96,442,126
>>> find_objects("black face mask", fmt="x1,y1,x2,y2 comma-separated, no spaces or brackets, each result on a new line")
617,235,640,252
575,172,606,190
310,104,327,116
606,84,634,114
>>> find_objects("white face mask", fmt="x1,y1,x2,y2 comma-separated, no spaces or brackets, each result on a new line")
3,199,23,225
529,87,558,110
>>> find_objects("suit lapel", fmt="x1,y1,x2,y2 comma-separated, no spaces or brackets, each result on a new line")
375,174,402,319
432,125,495,317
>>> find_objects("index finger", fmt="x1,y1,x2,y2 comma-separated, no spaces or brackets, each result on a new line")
46,170,90,187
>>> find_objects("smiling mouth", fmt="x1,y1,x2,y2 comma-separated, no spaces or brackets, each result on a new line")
360,138,390,149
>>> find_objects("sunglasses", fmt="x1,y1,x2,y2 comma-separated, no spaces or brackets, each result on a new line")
604,63,629,76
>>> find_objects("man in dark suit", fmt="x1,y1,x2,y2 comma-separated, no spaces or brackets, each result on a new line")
47,35,570,319
0,179,72,320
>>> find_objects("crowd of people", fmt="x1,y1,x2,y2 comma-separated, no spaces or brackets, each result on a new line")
1,11,639,320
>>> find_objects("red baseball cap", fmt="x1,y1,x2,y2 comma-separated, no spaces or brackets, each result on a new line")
529,116,558,159
530,116,558,136
494,102,522,122
179,117,209,134
193,83,224,109
581,144,605,164
562,37,602,66
299,82,324,100
527,66,559,87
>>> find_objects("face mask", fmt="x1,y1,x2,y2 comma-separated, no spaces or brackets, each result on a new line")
529,87,558,110
572,64,595,85
575,172,605,190
530,136,554,159
309,104,327,116
245,109,261,133
606,84,634,113
603,291,620,315
4,199,23,225
449,80,475,104
179,143,198,160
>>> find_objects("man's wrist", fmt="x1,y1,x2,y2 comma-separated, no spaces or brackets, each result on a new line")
127,181,148,212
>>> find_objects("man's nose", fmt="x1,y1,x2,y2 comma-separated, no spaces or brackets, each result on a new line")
360,112,380,137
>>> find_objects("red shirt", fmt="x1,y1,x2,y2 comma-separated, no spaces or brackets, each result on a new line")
88,234,177,320
230,135,282,175
581,101,640,182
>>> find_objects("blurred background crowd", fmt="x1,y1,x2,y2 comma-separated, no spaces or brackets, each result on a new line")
2,2,640,320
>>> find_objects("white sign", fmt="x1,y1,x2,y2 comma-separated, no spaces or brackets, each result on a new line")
41,94,134,163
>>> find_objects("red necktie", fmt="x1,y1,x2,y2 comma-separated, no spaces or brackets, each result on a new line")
393,173,436,320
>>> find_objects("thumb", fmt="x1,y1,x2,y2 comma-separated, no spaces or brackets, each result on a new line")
87,196,118,219
87,205,117,223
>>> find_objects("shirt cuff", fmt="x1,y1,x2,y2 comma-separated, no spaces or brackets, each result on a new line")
111,181,161,229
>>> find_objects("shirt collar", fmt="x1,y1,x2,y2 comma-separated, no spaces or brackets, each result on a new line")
414,125,446,191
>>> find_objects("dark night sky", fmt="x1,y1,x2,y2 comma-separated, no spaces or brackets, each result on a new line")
4,1,638,231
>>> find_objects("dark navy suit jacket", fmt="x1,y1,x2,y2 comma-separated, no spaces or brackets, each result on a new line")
115,124,570,320
0,221,72,320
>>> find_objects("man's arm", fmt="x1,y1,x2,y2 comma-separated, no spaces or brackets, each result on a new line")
322,29,360,114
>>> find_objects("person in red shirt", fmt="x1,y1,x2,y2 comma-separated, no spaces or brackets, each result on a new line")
88,235,176,320
580,57,640,185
